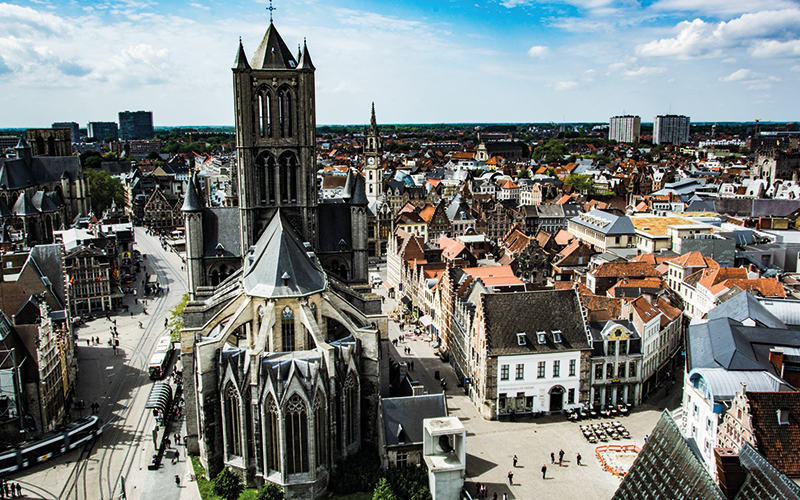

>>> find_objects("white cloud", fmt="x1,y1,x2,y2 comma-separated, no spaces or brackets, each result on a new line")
792,65,800,72
189,3,210,10
637,9,800,59
621,66,667,78
649,0,798,16
555,81,578,90
720,68,753,81
527,45,548,58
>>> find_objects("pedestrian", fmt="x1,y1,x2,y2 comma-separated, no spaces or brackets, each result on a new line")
550,452,555,464
475,482,481,497
14,484,19,497
113,319,117,325
165,318,169,328
503,494,508,500
175,449,180,462
577,453,582,466
166,437,171,448
559,449,564,466
507,470,513,484
493,493,497,500
175,475,180,487
86,339,90,346
542,464,547,479
513,454,518,467
644,434,649,443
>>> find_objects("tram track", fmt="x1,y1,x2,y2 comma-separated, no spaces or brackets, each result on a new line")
58,227,188,500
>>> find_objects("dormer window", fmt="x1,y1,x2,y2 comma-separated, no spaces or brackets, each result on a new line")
778,409,790,425
537,331,546,345
517,333,527,346
553,330,563,343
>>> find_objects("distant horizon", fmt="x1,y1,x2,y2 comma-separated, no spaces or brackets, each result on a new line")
1,1,799,127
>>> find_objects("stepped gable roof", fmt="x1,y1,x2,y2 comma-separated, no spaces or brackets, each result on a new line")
12,191,39,216
251,23,297,70
202,207,241,258
233,38,250,69
708,291,786,329
381,394,447,446
747,391,800,478
483,289,589,355
243,209,326,298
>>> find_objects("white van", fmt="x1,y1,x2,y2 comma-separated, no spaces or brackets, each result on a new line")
370,273,382,287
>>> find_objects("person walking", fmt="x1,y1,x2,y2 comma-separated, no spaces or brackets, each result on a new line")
542,464,547,479
175,475,180,487
513,455,518,467
493,493,497,500
550,452,555,464
559,449,564,466
577,453,582,466
503,494,508,500
15,483,20,497
507,470,513,484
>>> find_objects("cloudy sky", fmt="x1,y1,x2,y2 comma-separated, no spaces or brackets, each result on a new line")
1,0,798,127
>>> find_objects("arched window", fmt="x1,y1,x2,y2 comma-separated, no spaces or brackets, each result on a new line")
211,270,220,286
258,154,276,205
282,306,295,351
265,396,280,472
344,374,357,445
47,136,56,156
286,394,309,474
224,384,242,457
279,87,293,138
314,391,326,468
279,153,298,204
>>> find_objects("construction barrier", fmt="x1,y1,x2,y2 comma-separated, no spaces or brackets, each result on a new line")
595,444,642,477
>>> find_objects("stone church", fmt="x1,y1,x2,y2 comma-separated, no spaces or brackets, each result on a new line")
181,21,388,498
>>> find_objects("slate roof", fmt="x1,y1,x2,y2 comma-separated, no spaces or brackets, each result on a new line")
182,172,204,212
27,244,67,307
708,291,787,329
736,441,800,499
202,208,241,258
242,209,326,298
747,391,800,477
687,317,800,375
317,203,352,253
381,394,447,446
12,191,39,216
482,289,590,356
251,22,297,70
570,209,636,235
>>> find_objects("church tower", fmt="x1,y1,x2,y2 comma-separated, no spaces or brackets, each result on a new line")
364,103,382,204
232,24,317,254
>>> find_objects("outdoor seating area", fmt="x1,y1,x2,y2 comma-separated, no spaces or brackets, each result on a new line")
567,403,631,421
580,422,631,443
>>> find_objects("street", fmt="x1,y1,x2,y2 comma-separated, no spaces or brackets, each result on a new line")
8,227,198,500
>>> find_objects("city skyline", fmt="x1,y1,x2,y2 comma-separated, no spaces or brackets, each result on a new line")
1,0,799,128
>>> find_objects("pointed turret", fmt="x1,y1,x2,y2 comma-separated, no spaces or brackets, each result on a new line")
233,37,251,70
182,172,205,212
350,172,368,206
297,38,315,70
251,22,297,70
369,102,378,134
15,137,31,164
341,169,353,201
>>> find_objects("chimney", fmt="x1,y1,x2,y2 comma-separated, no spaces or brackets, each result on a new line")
769,348,784,378
715,448,746,500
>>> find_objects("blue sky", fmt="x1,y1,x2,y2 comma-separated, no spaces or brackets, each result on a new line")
1,0,799,127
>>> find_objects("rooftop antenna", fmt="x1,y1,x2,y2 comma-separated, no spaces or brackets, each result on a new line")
267,0,276,22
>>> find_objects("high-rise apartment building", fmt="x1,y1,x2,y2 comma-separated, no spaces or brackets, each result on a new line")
609,115,641,143
87,122,119,141
653,115,690,145
52,122,80,142
118,111,154,140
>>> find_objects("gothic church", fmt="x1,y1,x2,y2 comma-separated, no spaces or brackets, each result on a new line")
181,22,387,498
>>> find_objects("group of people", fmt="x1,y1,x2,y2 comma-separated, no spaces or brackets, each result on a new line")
475,481,507,500
0,479,22,498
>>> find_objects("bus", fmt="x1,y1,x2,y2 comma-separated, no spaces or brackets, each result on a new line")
148,336,174,380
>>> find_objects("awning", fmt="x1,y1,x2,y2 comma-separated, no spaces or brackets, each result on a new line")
400,296,412,306
146,382,173,415
419,315,433,328
383,281,395,290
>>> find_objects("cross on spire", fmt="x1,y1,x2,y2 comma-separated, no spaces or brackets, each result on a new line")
267,0,276,22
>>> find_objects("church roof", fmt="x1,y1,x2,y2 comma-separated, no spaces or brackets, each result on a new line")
350,172,368,206
242,209,326,298
297,39,314,70
12,191,39,216
182,172,204,212
32,191,62,213
233,38,251,70
202,207,241,258
251,22,298,70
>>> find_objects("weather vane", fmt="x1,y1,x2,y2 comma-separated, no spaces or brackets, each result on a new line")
267,0,276,22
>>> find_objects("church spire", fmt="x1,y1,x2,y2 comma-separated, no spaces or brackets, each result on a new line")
251,23,297,70
297,37,315,70
233,37,250,70
369,102,378,134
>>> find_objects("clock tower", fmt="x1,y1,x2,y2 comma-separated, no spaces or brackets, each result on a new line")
364,103,382,204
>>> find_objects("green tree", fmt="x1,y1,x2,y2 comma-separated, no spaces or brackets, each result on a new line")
516,168,530,179
167,293,190,341
564,173,594,194
372,478,397,500
85,169,126,214
256,482,284,500
212,466,244,500
84,155,102,170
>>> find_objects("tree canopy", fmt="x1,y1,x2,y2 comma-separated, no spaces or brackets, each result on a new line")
372,478,397,500
85,169,126,214
167,293,190,341
564,173,594,194
256,482,284,500
212,466,244,500
532,139,570,164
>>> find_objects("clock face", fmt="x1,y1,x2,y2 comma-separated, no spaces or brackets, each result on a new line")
367,157,375,165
